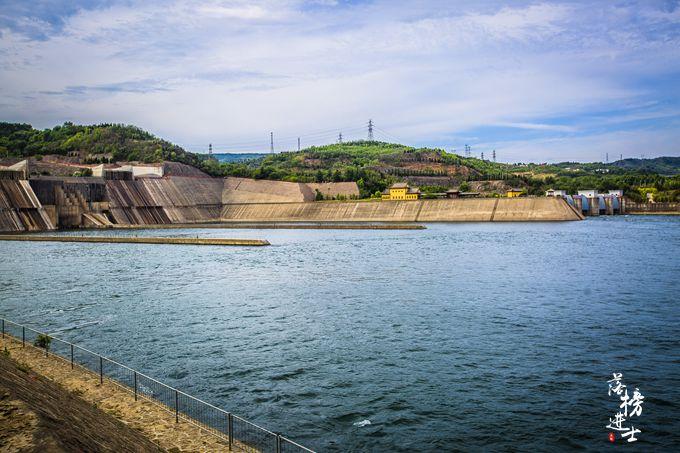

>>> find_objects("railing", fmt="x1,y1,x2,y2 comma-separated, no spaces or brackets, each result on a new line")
0,317,315,453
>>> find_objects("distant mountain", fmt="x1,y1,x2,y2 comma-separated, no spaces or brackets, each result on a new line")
609,157,680,175
212,153,268,163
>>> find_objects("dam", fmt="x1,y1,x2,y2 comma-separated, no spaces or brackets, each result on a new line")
0,169,582,232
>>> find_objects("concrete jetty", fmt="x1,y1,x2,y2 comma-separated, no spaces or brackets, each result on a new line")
0,235,270,246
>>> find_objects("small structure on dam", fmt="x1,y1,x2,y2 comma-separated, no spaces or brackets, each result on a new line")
546,188,625,216
381,183,421,200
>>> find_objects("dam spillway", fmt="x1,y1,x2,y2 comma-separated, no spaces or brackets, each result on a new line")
0,175,582,232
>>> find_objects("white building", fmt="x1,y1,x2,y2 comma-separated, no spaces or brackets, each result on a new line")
578,189,598,198
607,189,624,197
92,164,164,178
545,189,567,197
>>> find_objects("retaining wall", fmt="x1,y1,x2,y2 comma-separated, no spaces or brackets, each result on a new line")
220,198,582,222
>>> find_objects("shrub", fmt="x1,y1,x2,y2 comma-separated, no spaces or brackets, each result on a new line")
34,333,51,350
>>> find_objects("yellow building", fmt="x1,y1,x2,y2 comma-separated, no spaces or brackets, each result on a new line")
382,183,420,200
506,188,524,198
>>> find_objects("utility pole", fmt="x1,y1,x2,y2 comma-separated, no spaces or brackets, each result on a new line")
338,132,343,143
270,132,274,153
367,119,374,141
492,149,496,162
297,137,301,152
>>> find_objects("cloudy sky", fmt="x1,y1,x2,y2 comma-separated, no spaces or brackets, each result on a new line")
1,0,679,162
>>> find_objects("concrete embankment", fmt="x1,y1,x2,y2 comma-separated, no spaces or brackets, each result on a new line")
220,198,583,222
0,235,270,246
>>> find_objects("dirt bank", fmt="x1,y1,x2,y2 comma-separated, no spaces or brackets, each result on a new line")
0,337,234,452
0,351,163,453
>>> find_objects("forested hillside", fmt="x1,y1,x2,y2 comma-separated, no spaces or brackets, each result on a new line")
0,122,205,168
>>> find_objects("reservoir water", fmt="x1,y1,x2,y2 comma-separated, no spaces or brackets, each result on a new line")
1,216,679,451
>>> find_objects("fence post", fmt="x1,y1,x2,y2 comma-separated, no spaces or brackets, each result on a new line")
45,339,48,357
134,371,137,401
276,434,282,453
22,326,25,347
70,344,74,369
99,356,103,384
228,413,233,451
1,319,4,338
175,390,179,423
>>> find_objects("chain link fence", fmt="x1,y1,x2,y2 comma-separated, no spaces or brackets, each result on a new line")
1,317,314,453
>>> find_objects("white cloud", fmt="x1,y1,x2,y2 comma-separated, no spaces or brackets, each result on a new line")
0,0,679,160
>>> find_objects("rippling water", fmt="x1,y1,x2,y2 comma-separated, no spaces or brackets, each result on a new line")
1,216,679,451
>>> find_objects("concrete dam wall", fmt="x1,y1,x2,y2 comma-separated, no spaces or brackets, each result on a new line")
220,198,583,222
0,175,581,232
0,180,56,232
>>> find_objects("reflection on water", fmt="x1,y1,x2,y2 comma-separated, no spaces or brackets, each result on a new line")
1,216,679,451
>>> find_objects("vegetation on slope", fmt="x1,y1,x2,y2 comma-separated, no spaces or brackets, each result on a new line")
0,122,205,168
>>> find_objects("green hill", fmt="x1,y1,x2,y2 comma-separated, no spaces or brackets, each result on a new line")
609,157,680,175
213,153,267,163
0,122,206,169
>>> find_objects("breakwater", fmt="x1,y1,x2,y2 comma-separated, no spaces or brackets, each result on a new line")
0,235,270,246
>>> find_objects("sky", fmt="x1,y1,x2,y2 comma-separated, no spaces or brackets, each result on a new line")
1,0,679,162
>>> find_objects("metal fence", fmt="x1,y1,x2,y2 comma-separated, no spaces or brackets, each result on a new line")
0,317,315,453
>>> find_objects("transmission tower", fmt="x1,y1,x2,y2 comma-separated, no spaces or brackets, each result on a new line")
208,143,212,155
297,137,301,152
270,132,274,153
367,119,374,141
338,132,343,143
606,152,609,164
481,151,484,160
492,149,496,162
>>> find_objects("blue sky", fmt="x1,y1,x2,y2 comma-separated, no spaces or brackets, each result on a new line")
1,0,679,162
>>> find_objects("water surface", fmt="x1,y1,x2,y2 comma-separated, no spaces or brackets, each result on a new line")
1,216,679,451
